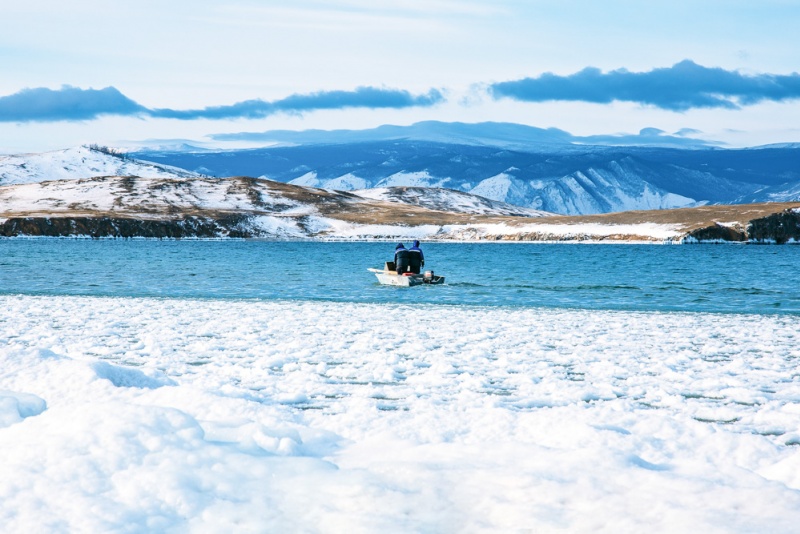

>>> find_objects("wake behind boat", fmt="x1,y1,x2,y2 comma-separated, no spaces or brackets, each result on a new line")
368,262,445,287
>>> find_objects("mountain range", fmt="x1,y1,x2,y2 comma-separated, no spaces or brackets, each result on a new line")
0,121,798,242
126,122,800,216
1,163,798,243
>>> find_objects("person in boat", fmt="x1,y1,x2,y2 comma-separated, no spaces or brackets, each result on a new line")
407,240,425,274
394,243,410,274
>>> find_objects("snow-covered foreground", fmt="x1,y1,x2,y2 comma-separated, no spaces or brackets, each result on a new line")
2,296,800,532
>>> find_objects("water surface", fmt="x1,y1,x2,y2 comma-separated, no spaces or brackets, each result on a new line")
1,240,798,314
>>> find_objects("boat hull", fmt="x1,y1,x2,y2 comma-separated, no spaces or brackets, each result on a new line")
369,268,445,286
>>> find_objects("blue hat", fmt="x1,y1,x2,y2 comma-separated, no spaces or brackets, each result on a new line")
413,240,420,247
396,243,405,249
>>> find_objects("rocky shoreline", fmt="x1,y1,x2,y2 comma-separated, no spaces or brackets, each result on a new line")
2,206,799,243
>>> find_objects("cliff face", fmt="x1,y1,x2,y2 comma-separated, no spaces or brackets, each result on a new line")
681,209,800,244
747,210,800,244
684,224,747,243
0,216,253,239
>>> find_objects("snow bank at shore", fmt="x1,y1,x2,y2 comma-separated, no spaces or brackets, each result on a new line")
2,296,800,532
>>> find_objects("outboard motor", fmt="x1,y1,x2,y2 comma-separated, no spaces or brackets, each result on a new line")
423,270,434,283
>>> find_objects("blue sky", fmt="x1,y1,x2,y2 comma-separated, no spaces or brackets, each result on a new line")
1,0,799,152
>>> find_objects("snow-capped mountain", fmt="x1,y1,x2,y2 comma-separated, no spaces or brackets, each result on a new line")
130,123,800,215
0,145,203,186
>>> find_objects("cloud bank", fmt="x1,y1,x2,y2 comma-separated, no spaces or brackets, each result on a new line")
490,60,800,111
0,86,145,122
149,87,444,120
0,86,444,123
3,61,799,123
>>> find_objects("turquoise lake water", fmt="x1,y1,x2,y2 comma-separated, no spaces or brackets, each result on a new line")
1,240,798,314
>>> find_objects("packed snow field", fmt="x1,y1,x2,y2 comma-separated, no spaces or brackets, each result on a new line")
2,295,800,532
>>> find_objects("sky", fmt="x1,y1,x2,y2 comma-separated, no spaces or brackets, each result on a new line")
1,0,800,153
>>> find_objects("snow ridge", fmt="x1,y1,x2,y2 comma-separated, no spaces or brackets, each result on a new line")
0,146,204,186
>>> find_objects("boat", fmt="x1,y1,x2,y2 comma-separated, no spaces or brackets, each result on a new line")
368,262,445,286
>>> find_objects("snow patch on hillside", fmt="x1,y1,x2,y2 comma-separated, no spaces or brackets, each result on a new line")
245,216,312,238
0,176,300,217
354,187,552,217
441,221,684,241
289,172,436,191
322,173,370,190
317,218,440,240
469,173,532,207
375,171,448,188
286,171,320,188
292,217,683,242
742,181,800,203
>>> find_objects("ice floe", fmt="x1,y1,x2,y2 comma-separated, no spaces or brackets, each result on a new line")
1,295,800,531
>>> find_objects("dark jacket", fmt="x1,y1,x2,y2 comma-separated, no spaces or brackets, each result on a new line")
407,242,424,273
394,245,409,273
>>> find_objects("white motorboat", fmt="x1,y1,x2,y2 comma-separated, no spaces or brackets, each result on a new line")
368,262,445,286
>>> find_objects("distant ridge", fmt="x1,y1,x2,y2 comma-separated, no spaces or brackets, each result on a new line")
209,120,718,150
